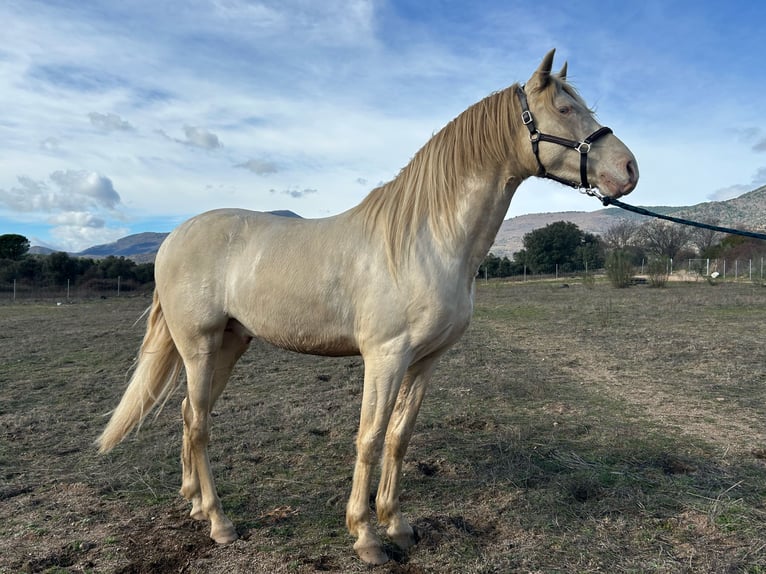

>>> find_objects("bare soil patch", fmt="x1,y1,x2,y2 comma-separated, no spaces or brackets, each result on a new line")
2,281,766,573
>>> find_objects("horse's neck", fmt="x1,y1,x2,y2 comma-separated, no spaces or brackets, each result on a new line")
453,174,522,275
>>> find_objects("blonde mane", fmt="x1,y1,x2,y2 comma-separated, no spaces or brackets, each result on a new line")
352,82,524,270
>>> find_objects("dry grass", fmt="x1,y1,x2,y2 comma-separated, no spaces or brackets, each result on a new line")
1,280,766,573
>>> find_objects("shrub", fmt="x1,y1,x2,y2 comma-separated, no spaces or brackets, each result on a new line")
647,257,670,288
605,250,634,288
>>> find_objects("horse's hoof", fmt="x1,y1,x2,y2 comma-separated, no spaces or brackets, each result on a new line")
211,523,238,544
354,543,389,565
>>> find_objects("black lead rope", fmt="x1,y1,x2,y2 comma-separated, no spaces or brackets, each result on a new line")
585,191,766,241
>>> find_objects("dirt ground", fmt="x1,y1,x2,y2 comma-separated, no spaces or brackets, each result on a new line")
2,280,766,573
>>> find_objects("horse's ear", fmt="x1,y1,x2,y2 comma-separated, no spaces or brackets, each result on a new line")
527,49,555,92
558,61,568,82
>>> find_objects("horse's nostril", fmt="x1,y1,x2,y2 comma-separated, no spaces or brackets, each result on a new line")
626,159,638,183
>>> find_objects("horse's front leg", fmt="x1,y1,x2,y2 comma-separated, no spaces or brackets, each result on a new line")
346,354,408,565
376,357,437,550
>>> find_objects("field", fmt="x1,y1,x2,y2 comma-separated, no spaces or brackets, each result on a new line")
2,279,766,573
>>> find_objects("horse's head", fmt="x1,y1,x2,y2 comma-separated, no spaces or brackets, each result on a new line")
518,50,638,198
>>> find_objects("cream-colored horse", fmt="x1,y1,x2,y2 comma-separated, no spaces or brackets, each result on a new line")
98,50,638,565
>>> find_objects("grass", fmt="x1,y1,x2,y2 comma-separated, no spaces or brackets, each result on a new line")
1,281,766,572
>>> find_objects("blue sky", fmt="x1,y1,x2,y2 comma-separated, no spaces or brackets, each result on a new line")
1,0,765,251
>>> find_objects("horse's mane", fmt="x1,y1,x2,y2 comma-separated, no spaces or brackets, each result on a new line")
352,75,583,272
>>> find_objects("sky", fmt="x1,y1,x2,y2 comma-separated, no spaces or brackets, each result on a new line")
1,0,765,252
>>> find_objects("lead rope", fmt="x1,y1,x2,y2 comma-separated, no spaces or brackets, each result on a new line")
582,189,766,241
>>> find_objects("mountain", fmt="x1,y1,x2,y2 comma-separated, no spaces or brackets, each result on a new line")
491,185,766,256
77,232,170,263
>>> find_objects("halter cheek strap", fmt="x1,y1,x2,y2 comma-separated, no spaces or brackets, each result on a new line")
515,85,612,190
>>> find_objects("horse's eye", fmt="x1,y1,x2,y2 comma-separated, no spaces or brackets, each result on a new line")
558,106,572,115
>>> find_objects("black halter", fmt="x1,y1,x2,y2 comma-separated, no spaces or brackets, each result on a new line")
515,84,613,190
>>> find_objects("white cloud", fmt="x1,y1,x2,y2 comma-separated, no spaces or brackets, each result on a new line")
270,187,318,199
236,158,279,175
49,223,130,253
40,137,61,152
0,170,120,212
48,211,105,228
46,210,127,251
755,167,766,183
182,126,223,149
88,112,133,131
50,170,121,208
707,166,766,201
708,184,751,202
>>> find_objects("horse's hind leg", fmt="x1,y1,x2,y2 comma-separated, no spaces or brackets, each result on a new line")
377,357,437,550
178,328,249,544
181,327,250,525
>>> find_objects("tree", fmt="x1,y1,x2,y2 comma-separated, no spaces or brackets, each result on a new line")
45,252,79,285
517,221,601,274
478,253,516,279
0,234,30,260
602,220,646,265
708,234,766,262
689,220,724,257
636,220,691,260
602,220,641,250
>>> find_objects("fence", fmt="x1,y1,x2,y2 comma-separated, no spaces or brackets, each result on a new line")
676,258,765,281
0,277,153,302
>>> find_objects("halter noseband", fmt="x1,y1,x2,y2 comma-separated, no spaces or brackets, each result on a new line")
515,84,613,190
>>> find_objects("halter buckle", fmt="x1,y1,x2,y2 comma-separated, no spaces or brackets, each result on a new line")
575,141,591,154
521,110,534,125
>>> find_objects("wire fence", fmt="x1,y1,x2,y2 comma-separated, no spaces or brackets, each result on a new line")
0,277,153,302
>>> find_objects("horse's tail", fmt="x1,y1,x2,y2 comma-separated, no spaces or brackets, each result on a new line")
97,290,184,453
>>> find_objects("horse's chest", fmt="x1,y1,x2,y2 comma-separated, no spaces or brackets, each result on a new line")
407,294,473,354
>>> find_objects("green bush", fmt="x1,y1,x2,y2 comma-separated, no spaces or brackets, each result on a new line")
605,250,634,288
647,256,670,288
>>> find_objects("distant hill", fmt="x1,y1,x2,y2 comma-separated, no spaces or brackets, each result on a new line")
78,232,170,263
27,188,766,261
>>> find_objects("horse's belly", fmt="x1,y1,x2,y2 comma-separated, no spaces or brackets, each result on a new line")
259,330,360,357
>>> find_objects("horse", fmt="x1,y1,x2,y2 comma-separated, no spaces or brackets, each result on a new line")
97,49,638,565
